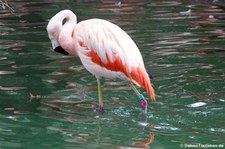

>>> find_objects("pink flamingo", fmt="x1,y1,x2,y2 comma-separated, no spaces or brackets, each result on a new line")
47,10,155,113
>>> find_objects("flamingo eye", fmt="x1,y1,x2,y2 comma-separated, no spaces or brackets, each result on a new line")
62,18,67,25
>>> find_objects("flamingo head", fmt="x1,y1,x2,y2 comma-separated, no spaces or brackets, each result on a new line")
47,10,77,56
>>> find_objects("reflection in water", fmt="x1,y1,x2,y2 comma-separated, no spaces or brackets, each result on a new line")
0,0,225,148
97,0,145,27
132,133,154,149
193,5,225,45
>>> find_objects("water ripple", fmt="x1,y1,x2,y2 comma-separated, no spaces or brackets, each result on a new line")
0,0,225,148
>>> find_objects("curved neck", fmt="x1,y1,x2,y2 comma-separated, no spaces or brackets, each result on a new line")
59,15,77,56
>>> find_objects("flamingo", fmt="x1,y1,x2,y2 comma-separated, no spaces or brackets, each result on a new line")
47,10,155,113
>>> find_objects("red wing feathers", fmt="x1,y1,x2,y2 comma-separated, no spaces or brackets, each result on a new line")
86,49,155,101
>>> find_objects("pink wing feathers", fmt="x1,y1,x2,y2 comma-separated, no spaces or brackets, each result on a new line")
75,19,155,101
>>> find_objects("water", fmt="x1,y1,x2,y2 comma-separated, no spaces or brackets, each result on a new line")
1,0,225,148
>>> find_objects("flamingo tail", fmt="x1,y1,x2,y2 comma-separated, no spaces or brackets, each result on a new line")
130,66,156,101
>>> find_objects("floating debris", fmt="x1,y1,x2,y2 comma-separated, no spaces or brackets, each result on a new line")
179,9,191,16
29,93,42,100
115,1,122,7
187,102,206,108
209,15,214,19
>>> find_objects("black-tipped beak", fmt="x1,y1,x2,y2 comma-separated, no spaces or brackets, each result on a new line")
54,46,69,55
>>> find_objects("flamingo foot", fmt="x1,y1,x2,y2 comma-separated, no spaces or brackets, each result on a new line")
98,105,104,113
140,98,148,114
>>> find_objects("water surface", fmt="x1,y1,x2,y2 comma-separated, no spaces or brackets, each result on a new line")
0,0,225,148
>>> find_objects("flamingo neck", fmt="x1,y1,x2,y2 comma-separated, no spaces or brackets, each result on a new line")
59,21,77,56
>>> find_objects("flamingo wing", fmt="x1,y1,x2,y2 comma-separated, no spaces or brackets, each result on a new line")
75,19,155,101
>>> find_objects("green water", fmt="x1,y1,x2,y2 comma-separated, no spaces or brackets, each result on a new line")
0,0,225,148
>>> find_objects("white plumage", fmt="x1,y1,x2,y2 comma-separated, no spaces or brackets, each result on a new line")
75,18,144,79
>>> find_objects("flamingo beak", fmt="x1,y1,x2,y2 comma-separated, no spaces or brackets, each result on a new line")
51,40,69,55
54,46,69,55
51,39,59,50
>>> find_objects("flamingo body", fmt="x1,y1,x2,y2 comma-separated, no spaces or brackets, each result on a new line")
47,10,155,112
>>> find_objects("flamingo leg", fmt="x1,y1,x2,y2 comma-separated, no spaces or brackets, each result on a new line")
97,78,104,113
130,82,148,114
